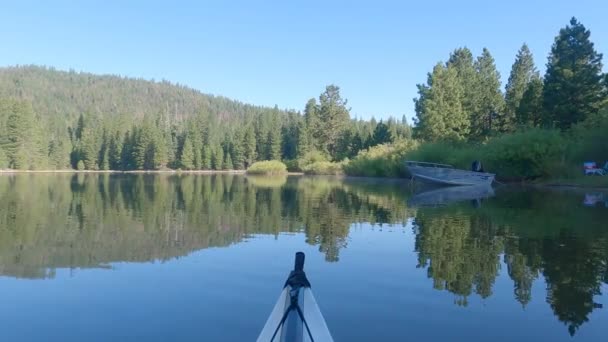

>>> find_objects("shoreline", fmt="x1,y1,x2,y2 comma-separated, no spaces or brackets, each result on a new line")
1,169,607,191
0,169,308,176
0,169,247,174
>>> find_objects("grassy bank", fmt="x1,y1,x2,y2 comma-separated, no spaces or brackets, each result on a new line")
340,121,608,184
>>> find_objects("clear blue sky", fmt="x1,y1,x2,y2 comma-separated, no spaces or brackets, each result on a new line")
1,0,606,121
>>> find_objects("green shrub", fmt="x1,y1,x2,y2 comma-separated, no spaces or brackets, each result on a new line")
246,160,287,175
297,150,329,170
77,160,85,171
344,140,418,177
283,159,300,172
302,161,345,175
404,141,479,169
483,128,566,179
569,117,608,164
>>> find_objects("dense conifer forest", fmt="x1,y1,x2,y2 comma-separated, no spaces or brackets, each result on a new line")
0,66,410,170
1,17,606,180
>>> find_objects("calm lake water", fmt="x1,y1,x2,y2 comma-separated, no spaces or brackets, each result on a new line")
0,174,606,341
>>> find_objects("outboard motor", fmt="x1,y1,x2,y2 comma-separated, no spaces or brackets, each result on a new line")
472,160,484,173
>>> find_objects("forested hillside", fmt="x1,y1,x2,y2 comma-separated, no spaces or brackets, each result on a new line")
0,66,411,170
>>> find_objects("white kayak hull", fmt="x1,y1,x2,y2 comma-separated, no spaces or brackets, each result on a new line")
257,252,333,342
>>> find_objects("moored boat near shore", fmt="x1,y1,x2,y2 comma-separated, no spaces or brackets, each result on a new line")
405,161,495,186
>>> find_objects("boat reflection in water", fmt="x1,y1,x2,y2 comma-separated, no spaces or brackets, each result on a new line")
583,192,607,207
408,184,495,208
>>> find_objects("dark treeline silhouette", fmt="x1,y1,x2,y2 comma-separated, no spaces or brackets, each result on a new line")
0,67,411,170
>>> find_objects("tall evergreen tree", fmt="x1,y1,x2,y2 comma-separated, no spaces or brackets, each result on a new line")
543,17,606,129
304,98,321,150
281,113,299,161
108,131,123,170
268,127,282,160
223,151,233,170
505,44,538,131
1,100,45,169
180,135,195,170
131,126,147,170
318,85,350,159
120,131,135,170
98,130,110,170
472,48,505,138
0,146,7,168
231,129,245,169
211,144,223,170
201,146,212,170
80,125,100,170
255,115,270,160
447,47,479,118
517,77,544,127
372,121,392,145
296,120,309,159
414,63,469,141
243,125,256,168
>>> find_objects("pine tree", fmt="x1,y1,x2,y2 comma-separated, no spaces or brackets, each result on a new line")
318,85,350,159
97,130,109,170
223,151,233,170
447,47,479,118
243,125,257,167
281,113,299,160
505,44,538,131
296,120,309,159
180,135,195,170
254,115,270,160
29,114,49,170
351,131,363,154
192,133,203,169
516,77,544,127
48,132,71,169
268,125,282,160
231,129,245,169
334,127,353,160
543,17,606,129
472,48,505,138
151,123,168,169
414,63,469,141
108,131,123,170
120,131,134,170
201,146,212,170
131,127,147,170
372,121,392,145
3,101,33,169
80,125,100,170
211,145,223,170
304,98,321,150
0,146,7,168
100,147,110,170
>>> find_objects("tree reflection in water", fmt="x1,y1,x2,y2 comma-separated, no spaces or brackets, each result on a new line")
0,174,606,335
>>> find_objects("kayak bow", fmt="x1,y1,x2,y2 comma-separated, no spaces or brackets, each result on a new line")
257,252,333,342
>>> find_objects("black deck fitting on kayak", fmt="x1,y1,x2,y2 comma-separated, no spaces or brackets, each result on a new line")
271,252,315,342
284,252,311,289
294,251,305,272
